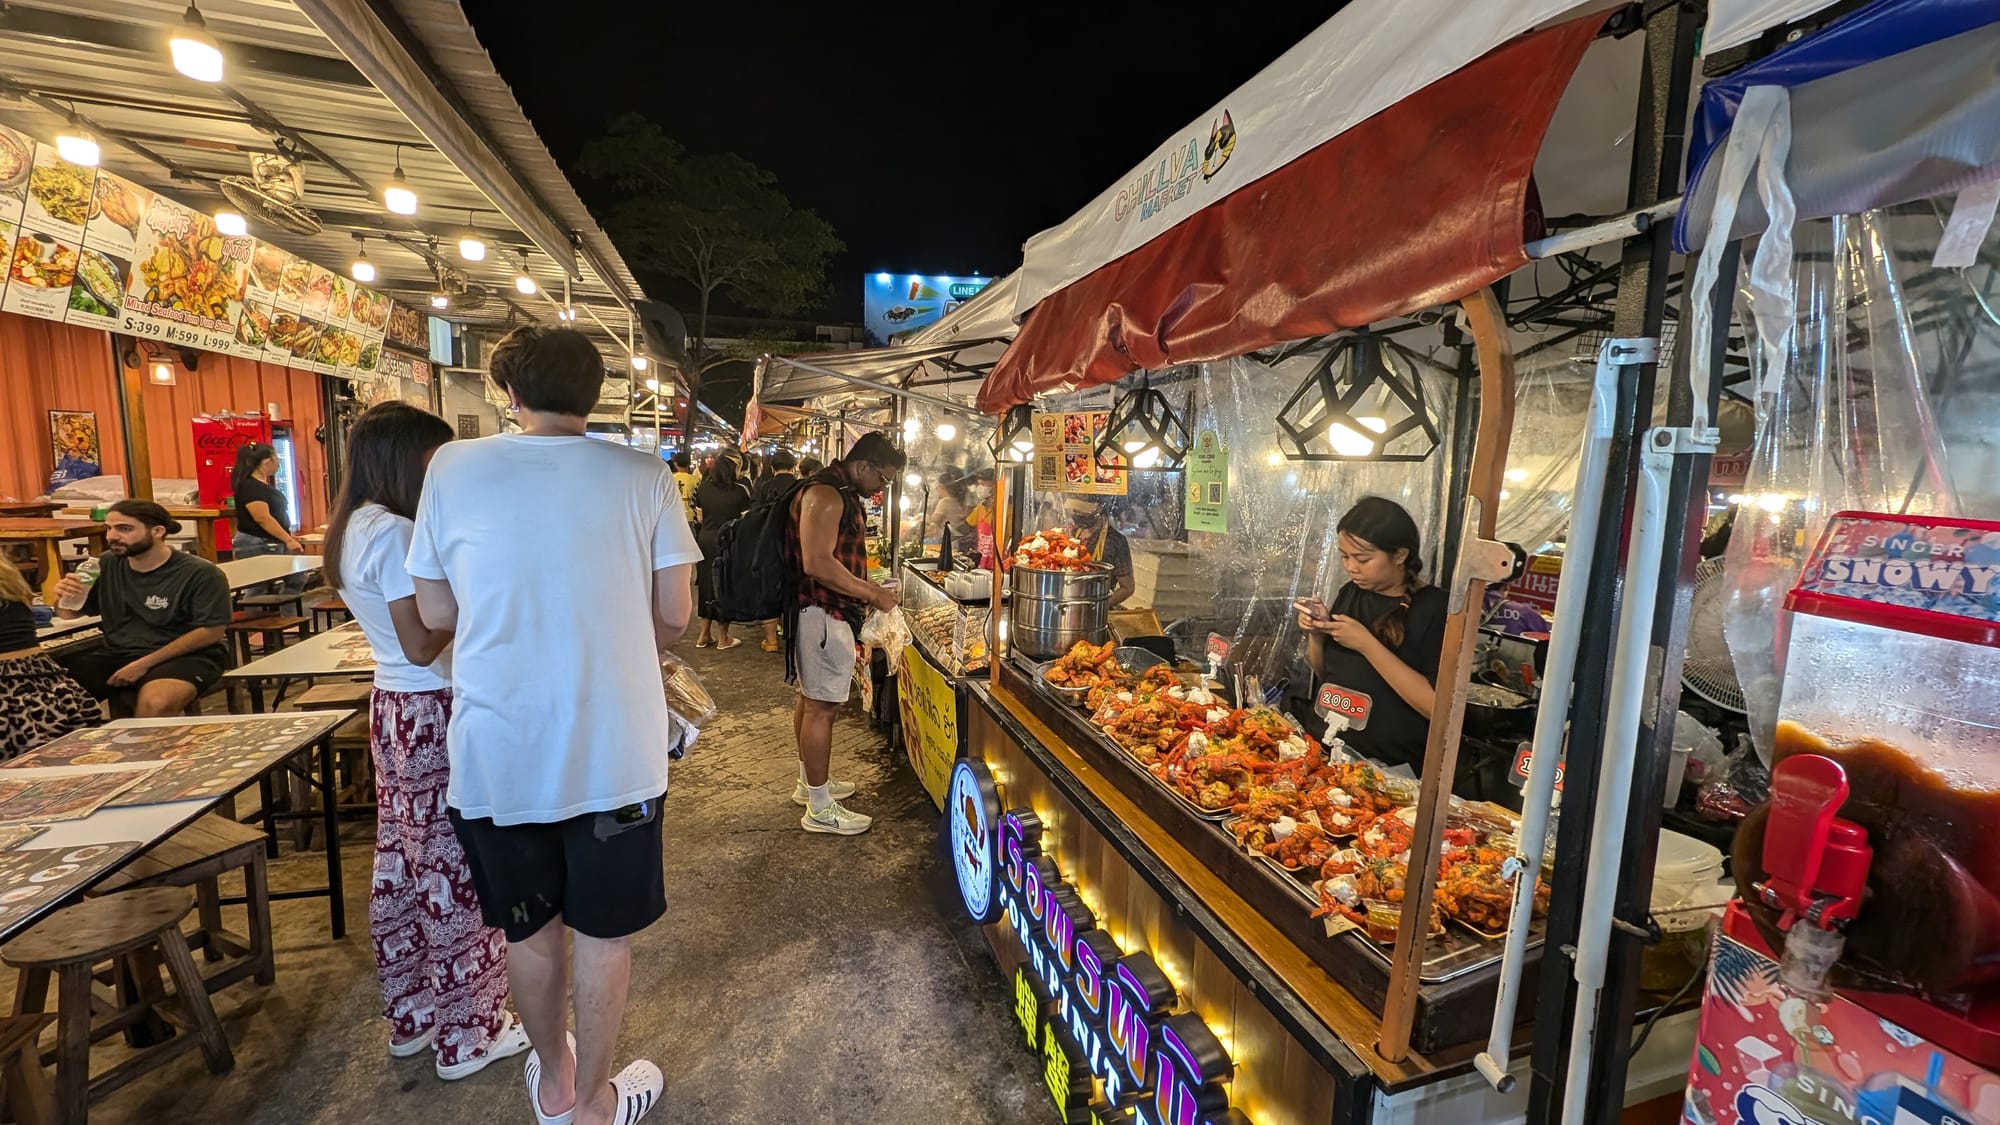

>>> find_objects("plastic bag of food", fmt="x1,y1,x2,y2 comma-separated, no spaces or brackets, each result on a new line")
859,606,911,677
1693,733,1772,824
661,650,717,729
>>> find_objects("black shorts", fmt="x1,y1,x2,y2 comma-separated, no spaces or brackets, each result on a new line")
448,796,668,942
60,647,223,700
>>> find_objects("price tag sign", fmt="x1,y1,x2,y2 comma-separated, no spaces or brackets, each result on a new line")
1314,683,1372,730
1206,633,1231,662
1512,742,1564,792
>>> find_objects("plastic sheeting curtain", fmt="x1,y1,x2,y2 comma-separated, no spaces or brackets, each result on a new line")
1723,211,1962,763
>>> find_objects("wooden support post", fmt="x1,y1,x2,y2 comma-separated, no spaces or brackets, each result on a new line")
112,336,155,501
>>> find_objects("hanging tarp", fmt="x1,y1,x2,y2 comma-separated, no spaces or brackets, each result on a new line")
1675,0,2000,251
978,12,1602,413
757,272,1020,406
1011,0,1618,317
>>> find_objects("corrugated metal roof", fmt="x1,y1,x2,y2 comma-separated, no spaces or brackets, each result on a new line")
0,0,648,362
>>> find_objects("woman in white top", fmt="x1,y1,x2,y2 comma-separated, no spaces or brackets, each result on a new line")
324,402,529,1080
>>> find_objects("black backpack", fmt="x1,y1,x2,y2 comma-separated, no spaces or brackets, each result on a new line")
714,480,805,623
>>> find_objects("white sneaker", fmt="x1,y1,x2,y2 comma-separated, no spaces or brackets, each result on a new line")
801,799,873,835
791,778,857,806
436,1011,532,1080
388,1024,436,1059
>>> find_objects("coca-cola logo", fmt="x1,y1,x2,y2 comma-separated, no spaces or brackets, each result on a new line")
195,433,248,452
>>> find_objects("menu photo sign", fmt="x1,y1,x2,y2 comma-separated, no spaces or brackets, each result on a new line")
0,133,394,379
1030,410,1128,496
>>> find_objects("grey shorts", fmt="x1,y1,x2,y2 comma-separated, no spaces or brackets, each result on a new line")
796,606,857,704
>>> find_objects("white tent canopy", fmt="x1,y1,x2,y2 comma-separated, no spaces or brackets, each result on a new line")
754,272,1020,412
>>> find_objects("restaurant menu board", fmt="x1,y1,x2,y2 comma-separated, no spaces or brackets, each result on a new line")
0,134,391,377
383,300,426,354
0,843,140,931
1031,411,1127,496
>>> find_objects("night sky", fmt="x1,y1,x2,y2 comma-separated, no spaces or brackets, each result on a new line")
466,5,1336,324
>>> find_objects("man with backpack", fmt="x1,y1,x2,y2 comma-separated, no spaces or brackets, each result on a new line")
785,432,902,835
754,451,801,652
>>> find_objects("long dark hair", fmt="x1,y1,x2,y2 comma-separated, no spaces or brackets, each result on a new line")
324,403,453,592
230,442,276,497
707,456,740,489
1337,496,1425,648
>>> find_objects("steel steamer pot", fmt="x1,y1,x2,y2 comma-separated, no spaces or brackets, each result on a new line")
1008,563,1112,660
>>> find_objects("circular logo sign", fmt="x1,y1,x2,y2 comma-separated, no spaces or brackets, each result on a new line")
948,758,1002,925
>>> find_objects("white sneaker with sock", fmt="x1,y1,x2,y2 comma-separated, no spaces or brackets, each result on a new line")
791,766,855,806
801,797,873,835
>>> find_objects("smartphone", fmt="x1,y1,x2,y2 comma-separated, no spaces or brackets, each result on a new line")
593,799,658,841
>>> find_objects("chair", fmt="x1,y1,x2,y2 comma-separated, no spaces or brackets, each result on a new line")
3,887,233,1124
90,816,274,994
293,683,376,817
309,598,349,632
0,1013,56,1125
225,614,309,666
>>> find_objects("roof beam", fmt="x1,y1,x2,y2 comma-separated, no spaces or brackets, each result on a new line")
0,6,370,89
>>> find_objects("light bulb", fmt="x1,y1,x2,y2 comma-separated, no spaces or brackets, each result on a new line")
212,211,246,236
1010,436,1034,453
1505,468,1529,483
1265,450,1284,467
632,354,649,371
644,378,660,392
430,293,449,309
55,130,99,167
458,236,486,262
1357,416,1388,433
935,422,956,441
514,273,537,295
170,6,224,83
383,166,417,215
150,362,176,385
1329,423,1377,458
1134,447,1162,469
902,418,920,437
350,252,375,283
905,472,921,488
898,495,912,512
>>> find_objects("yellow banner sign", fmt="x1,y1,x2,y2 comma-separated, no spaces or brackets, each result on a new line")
898,643,958,809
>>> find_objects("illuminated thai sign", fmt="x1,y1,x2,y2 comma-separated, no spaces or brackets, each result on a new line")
993,806,1253,1125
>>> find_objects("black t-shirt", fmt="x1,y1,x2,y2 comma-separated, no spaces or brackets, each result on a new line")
234,477,289,542
1303,582,1448,768
755,472,800,506
1068,523,1133,580
693,480,752,555
0,599,36,653
85,551,232,662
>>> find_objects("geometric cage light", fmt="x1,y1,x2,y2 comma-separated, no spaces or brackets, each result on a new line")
1094,375,1191,472
1275,329,1441,462
991,402,1035,463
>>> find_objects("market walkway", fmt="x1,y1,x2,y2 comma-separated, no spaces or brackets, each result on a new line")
53,644,1042,1123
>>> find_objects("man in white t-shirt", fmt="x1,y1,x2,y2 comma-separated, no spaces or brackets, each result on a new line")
408,327,697,1125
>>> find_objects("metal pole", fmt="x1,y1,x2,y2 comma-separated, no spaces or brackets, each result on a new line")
1527,2,1698,1120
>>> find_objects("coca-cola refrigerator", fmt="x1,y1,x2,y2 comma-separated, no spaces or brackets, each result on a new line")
193,413,299,555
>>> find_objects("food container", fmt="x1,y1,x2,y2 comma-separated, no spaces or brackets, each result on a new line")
1009,564,1112,660
1642,829,1725,991
1034,660,1094,708
1364,900,1401,945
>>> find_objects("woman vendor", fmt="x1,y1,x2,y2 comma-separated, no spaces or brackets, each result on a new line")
1292,496,1447,768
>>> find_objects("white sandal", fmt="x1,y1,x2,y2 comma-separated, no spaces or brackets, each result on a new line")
607,1059,664,1125
523,1032,579,1125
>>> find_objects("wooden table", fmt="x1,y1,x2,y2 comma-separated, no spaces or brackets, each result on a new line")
216,554,318,592
0,711,354,942
61,507,224,562
223,621,374,713
0,520,106,606
0,502,62,518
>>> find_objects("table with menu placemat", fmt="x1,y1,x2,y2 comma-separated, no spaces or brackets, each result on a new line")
0,711,355,940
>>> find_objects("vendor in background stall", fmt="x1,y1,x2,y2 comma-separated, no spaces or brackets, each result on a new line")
921,470,974,552
1293,497,1446,768
1061,497,1133,608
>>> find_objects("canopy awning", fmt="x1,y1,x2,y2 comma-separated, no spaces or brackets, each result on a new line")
756,272,1020,409
978,12,1602,413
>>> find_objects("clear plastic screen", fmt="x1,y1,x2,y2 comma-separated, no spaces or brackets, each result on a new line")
1723,206,1977,764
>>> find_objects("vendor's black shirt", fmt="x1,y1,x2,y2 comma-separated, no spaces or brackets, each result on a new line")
85,551,232,662
1069,523,1133,581
234,478,289,542
1304,582,1447,768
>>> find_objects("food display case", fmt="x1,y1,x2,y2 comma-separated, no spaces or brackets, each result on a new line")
900,562,995,679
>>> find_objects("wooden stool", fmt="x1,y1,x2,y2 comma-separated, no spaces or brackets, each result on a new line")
3,887,233,1123
91,816,274,994
225,615,308,666
0,1013,56,1125
309,599,349,631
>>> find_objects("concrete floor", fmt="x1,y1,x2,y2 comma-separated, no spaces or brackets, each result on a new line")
41,642,1042,1124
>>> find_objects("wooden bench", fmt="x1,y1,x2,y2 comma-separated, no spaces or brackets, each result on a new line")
225,615,309,667
91,816,273,995
309,599,349,631
0,1013,56,1125
3,887,233,1123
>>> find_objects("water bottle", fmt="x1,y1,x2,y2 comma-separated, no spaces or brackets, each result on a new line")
57,556,100,612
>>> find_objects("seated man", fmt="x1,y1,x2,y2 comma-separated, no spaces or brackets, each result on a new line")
54,500,232,717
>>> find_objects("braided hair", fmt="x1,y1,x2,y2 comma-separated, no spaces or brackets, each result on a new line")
1337,497,1425,648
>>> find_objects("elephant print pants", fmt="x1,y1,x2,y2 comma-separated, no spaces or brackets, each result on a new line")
370,688,509,1067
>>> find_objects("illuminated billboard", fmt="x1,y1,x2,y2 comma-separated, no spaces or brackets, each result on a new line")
863,272,992,347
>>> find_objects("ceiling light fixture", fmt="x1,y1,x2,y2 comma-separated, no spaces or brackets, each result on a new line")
514,250,536,295
212,210,247,236
1094,374,1190,472
430,293,449,310
1275,329,1440,463
150,361,177,386
458,210,486,261
383,145,417,215
990,403,1036,462
644,377,660,392
631,354,649,371
170,4,225,83
350,237,375,283
54,125,99,168
935,422,957,442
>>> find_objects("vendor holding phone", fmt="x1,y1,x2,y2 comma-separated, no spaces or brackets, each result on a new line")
1294,497,1447,768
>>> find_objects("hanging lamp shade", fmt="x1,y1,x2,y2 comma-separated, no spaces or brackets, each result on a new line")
1275,330,1441,462
1094,376,1190,471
